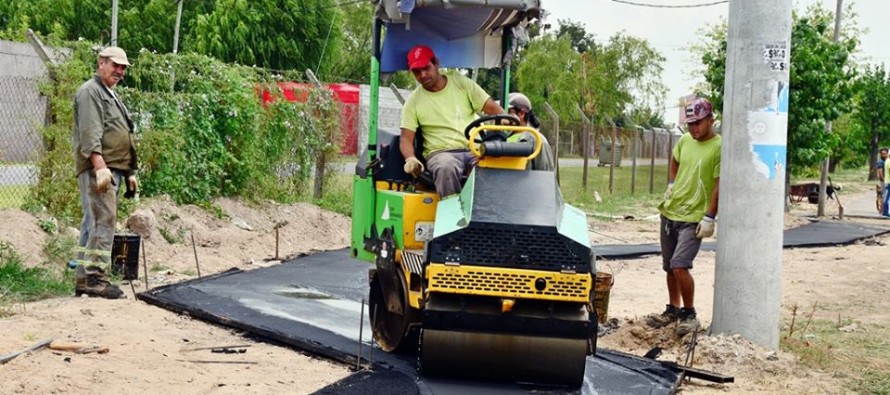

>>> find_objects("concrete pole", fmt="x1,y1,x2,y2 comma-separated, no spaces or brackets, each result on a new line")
173,0,184,54
712,0,793,350
817,0,843,217
111,0,119,46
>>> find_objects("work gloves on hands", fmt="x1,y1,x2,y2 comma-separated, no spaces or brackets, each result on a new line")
404,157,424,178
695,215,716,239
95,168,113,193
124,175,138,199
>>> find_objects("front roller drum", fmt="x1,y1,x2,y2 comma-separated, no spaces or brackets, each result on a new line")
420,329,588,387
368,269,419,353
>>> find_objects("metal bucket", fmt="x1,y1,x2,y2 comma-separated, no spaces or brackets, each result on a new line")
593,272,614,323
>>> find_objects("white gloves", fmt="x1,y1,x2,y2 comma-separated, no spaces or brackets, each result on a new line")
664,182,674,200
95,168,113,193
696,216,716,239
404,157,424,177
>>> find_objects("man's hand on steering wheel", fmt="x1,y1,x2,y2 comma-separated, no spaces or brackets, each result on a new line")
464,114,521,143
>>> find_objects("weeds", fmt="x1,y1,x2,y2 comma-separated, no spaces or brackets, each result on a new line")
159,226,186,244
0,241,73,307
781,303,890,394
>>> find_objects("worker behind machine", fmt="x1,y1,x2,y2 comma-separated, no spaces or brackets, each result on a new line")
399,45,506,198
507,92,555,171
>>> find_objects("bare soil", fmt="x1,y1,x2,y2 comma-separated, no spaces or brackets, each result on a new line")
1,192,888,394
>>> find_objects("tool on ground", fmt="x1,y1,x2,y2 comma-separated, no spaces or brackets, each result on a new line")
0,338,53,364
180,344,253,352
48,341,109,354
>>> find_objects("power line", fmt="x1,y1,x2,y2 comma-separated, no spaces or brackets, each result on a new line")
610,0,728,8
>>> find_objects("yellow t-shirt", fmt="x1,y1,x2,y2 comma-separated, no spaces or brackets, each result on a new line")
400,75,490,158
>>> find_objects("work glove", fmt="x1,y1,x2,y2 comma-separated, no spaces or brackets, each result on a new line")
664,182,674,201
404,156,424,178
95,168,113,193
695,215,716,239
124,175,138,199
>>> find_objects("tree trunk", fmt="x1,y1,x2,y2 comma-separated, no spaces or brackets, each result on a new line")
868,131,879,181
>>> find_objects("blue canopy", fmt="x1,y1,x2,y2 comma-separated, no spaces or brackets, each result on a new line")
376,0,542,72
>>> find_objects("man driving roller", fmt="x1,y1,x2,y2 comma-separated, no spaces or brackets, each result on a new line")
399,45,506,198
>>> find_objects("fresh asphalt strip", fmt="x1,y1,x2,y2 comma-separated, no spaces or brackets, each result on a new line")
138,249,681,395
594,219,890,260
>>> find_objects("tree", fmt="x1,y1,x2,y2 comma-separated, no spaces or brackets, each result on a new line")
187,0,341,72
556,20,596,54
853,64,890,180
698,5,857,175
321,1,373,83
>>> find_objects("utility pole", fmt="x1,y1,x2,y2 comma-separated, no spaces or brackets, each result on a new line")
817,0,843,217
111,0,119,46
712,0,793,350
173,0,184,54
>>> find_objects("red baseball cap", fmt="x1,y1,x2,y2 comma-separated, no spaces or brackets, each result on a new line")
407,45,435,70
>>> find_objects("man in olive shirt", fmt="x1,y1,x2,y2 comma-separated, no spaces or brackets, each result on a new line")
646,98,721,336
72,46,138,299
399,45,506,198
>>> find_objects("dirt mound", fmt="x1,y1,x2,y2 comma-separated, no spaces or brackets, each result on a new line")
0,208,50,265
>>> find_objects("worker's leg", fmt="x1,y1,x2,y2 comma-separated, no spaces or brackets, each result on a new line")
76,171,94,260
669,222,703,335
647,216,683,328
76,170,124,299
426,150,476,198
883,185,890,217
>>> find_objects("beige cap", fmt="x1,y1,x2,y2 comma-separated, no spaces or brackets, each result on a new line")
98,46,131,66
508,92,532,111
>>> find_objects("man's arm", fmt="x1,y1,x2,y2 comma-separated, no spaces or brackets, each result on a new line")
481,97,505,116
669,156,680,182
707,177,719,217
400,128,417,159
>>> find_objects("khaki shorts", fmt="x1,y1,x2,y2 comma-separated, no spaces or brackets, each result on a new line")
660,215,702,271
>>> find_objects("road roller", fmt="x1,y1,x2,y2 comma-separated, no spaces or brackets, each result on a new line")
351,0,595,387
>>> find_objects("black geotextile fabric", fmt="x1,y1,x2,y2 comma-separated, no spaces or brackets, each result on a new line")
594,220,890,259
138,249,681,395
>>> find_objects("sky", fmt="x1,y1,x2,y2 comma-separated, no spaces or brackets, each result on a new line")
544,0,889,125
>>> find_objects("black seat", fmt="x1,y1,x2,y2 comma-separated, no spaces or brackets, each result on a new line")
373,128,435,190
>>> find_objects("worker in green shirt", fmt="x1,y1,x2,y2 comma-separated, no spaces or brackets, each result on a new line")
646,98,721,336
399,45,506,198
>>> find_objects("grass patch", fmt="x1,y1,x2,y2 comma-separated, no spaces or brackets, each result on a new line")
0,241,73,309
314,173,353,216
43,233,78,266
558,165,669,217
0,184,31,209
782,308,890,394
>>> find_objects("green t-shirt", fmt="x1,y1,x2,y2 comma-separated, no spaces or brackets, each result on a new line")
658,133,722,223
400,75,490,158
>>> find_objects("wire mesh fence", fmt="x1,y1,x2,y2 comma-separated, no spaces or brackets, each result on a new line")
536,115,678,195
0,75,45,208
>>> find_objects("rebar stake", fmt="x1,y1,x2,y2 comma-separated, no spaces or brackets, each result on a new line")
191,231,202,278
356,298,365,370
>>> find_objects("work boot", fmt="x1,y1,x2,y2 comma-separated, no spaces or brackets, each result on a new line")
646,304,680,328
75,265,125,299
676,307,700,336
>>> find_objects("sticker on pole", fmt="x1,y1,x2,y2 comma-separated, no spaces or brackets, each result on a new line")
762,42,789,72
747,80,789,180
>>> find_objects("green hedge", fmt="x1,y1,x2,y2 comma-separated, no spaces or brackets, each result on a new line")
27,43,338,221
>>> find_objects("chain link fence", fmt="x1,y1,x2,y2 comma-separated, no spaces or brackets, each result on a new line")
0,75,45,208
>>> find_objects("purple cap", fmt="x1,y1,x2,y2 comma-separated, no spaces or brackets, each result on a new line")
684,98,713,124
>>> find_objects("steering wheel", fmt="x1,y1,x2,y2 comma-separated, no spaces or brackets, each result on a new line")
464,114,521,142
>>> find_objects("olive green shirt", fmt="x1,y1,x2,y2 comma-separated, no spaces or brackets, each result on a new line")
73,76,137,176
